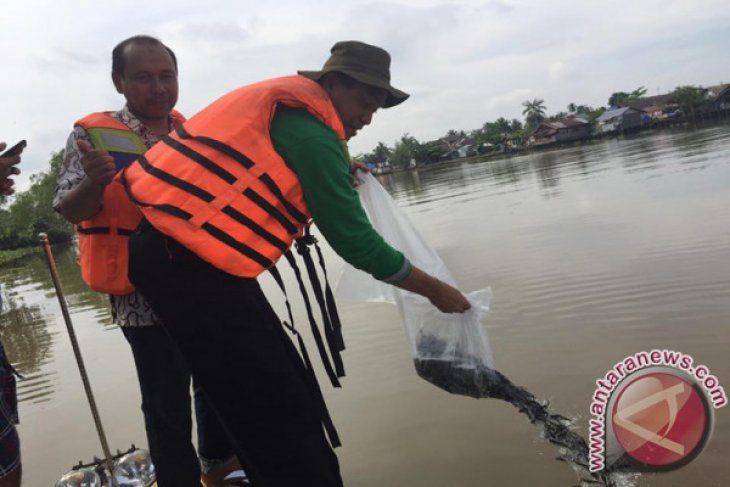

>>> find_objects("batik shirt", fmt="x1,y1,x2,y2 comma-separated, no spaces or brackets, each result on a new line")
53,105,176,327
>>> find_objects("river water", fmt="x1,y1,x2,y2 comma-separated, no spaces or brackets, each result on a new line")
1,125,729,486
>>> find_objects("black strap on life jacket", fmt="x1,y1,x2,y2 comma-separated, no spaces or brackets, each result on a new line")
121,125,314,271
76,226,135,236
268,265,341,448
294,230,346,376
172,125,308,227
282,250,342,388
163,133,299,234
121,167,275,270
310,230,345,352
122,129,348,445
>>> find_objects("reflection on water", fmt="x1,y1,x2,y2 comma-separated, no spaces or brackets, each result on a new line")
0,281,53,402
378,125,730,210
364,125,730,486
2,125,729,486
0,243,128,487
0,245,113,406
0,246,112,403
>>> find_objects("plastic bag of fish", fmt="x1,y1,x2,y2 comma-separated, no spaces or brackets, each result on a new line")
335,171,495,395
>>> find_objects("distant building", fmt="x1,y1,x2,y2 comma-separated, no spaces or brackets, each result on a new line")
529,116,592,146
706,83,730,110
435,134,478,159
373,160,393,175
642,105,664,119
439,133,472,151
625,94,673,111
456,144,477,158
595,107,645,133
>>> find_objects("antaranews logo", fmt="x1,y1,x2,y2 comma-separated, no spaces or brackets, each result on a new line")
588,349,726,473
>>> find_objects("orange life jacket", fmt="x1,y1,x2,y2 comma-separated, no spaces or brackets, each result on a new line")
76,110,185,294
120,86,348,447
120,75,347,278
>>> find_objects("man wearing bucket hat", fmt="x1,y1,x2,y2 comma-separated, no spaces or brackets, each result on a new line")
298,40,411,122
121,40,470,487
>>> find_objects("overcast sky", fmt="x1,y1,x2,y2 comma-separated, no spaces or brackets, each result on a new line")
2,0,729,192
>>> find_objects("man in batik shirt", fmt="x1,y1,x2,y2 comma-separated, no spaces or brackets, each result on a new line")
54,35,242,487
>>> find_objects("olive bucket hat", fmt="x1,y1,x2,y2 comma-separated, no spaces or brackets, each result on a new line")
298,40,409,108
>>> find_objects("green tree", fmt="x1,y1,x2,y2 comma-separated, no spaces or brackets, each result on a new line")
670,85,707,120
477,117,526,149
507,128,528,146
420,141,449,163
391,134,418,167
477,121,504,146
494,117,511,134
391,134,448,166
608,92,629,107
608,86,647,107
391,143,410,167
372,141,391,163
522,98,547,130
630,86,647,100
0,150,73,250
575,104,596,115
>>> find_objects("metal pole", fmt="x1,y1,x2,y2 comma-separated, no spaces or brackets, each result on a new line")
38,233,116,484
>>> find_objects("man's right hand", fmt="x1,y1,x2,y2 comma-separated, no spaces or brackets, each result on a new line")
395,266,472,314
0,141,22,196
426,280,472,314
78,139,115,187
57,139,115,223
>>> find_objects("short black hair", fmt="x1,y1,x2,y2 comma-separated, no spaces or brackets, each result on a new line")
112,35,178,76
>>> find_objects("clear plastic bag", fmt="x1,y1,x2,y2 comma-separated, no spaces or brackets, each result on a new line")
336,175,628,486
335,172,495,395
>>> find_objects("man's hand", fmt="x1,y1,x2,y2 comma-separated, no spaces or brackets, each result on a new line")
0,141,22,196
350,160,369,174
395,266,472,314
56,139,115,223
78,139,115,188
350,160,370,187
426,280,472,314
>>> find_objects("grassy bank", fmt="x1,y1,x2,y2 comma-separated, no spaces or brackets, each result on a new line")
0,247,37,267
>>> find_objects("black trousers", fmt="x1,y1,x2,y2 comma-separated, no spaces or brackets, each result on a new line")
122,325,233,487
128,224,343,487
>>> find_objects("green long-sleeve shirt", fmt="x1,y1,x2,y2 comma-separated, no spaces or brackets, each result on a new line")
270,106,410,282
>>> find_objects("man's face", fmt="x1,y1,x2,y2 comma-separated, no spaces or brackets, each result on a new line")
326,76,387,140
112,43,178,122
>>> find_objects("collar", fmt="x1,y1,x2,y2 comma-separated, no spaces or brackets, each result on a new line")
117,104,173,134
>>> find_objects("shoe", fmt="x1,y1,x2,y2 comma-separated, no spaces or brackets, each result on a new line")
221,470,250,486
201,456,246,487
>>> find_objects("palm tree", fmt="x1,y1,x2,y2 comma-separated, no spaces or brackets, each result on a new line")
609,87,647,107
522,98,547,129
629,86,647,100
372,141,391,163
494,117,511,133
608,92,630,107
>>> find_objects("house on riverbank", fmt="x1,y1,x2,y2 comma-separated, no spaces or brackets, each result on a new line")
707,83,730,110
625,94,672,111
529,116,591,146
596,107,645,133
